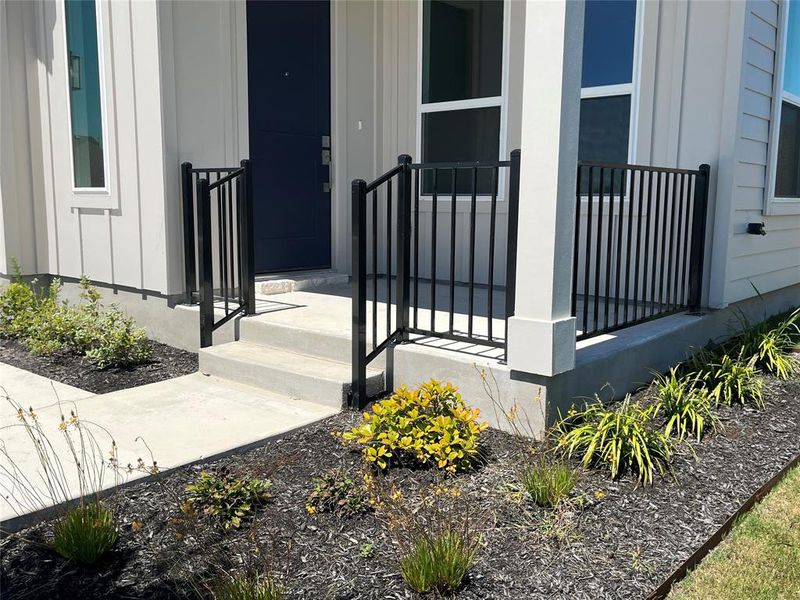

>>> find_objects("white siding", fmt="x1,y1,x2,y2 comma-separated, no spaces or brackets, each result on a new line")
726,0,800,304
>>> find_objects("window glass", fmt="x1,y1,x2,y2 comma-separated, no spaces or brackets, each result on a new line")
784,0,800,97
421,107,500,194
422,0,504,103
581,0,637,88
578,95,631,163
776,101,800,197
65,0,105,188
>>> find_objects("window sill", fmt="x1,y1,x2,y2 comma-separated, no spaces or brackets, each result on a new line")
765,197,800,216
69,190,118,210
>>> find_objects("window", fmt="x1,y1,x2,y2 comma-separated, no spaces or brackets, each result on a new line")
64,0,106,189
773,0,800,199
578,0,638,165
419,0,505,194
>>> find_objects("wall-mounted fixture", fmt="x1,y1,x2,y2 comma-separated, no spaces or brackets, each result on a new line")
747,222,766,236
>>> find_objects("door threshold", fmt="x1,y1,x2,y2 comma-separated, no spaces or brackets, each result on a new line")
255,269,348,296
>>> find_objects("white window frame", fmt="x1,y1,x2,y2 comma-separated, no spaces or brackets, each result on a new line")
765,0,800,215
415,0,510,202
579,0,644,167
61,0,115,208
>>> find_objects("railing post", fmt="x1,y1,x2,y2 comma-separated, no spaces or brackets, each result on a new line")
240,159,256,315
505,149,521,322
351,179,368,409
181,162,196,303
687,163,710,310
396,155,413,342
196,178,214,348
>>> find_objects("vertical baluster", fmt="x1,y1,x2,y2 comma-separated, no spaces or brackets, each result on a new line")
593,168,605,334
468,167,478,337
622,169,633,323
604,169,615,330
227,179,235,311
386,180,393,337
413,169,420,328
657,172,671,313
672,173,686,308
666,171,679,310
680,174,695,306
236,171,244,307
449,169,457,333
487,167,498,342
649,171,662,317
372,190,378,350
430,169,438,332
571,165,582,320
614,169,633,327
582,167,594,336
632,169,645,321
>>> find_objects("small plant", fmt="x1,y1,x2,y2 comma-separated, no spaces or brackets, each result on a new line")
652,368,717,441
556,396,673,485
691,349,764,408
340,380,488,472
306,468,370,517
519,460,576,508
734,308,800,380
359,542,375,558
399,527,478,595
211,572,285,600
185,468,272,529
52,502,118,565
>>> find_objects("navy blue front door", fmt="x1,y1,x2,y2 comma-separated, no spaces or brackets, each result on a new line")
246,0,331,273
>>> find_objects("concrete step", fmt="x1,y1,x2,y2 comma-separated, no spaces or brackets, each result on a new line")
240,317,390,367
198,341,383,408
255,270,349,296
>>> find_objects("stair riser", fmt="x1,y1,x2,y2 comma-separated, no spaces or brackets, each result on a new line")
199,349,383,408
239,320,386,369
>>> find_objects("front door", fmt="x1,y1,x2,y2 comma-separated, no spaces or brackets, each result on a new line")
246,0,331,273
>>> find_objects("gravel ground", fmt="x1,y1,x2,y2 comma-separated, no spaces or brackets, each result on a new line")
0,337,198,394
1,375,799,600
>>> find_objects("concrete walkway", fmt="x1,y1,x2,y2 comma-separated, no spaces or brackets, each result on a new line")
0,364,337,529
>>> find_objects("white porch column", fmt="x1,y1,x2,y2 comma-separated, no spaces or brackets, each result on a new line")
506,0,584,377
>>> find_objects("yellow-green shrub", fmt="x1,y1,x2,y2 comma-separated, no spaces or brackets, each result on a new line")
341,380,488,472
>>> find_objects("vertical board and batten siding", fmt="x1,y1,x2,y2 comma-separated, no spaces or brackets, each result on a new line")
726,0,800,304
26,0,171,293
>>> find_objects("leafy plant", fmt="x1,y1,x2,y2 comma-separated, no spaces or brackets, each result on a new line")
733,308,800,380
52,502,118,565
306,469,370,517
652,368,717,441
211,572,285,600
519,460,576,508
340,380,488,472
690,349,764,408
556,396,673,485
399,527,478,595
184,468,272,529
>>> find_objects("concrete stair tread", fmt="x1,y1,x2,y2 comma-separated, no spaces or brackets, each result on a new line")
198,341,383,408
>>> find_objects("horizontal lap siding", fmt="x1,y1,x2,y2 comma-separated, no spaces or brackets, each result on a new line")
727,0,800,304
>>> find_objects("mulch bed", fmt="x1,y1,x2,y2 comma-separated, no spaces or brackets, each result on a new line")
2,375,799,600
0,337,197,394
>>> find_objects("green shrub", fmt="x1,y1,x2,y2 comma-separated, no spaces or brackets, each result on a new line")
184,468,272,529
399,528,478,595
0,281,38,337
340,380,488,472
691,349,764,408
519,460,576,508
52,502,118,565
306,469,370,517
556,396,673,485
653,368,717,441
82,306,151,368
734,308,800,380
212,572,285,600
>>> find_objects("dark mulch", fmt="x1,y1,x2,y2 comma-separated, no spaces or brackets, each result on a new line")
0,337,197,394
2,376,800,600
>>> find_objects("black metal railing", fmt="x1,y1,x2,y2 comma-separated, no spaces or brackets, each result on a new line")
181,160,255,347
571,161,710,340
351,150,521,408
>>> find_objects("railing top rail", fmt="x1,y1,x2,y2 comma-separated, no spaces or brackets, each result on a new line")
204,167,245,191
577,160,702,176
365,164,404,193
186,166,243,174
411,159,511,170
